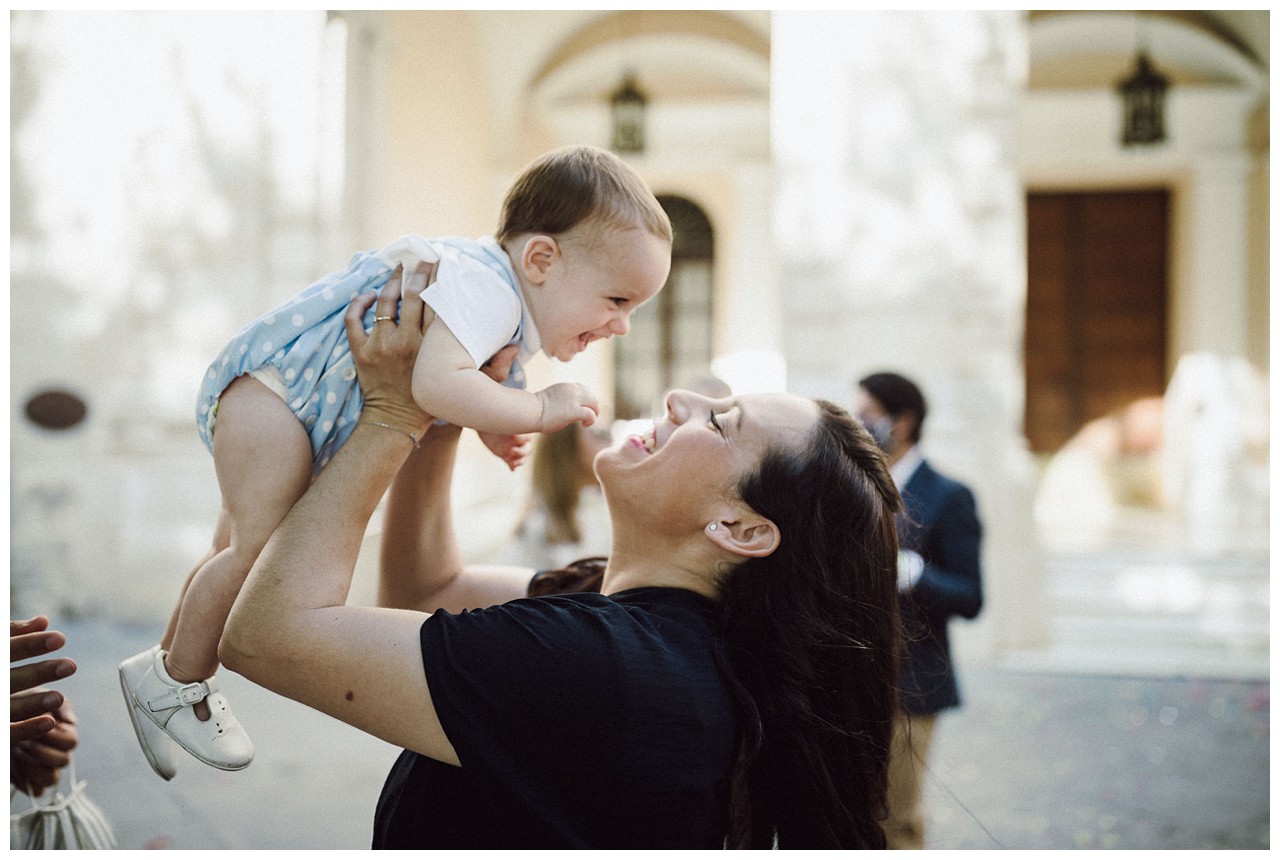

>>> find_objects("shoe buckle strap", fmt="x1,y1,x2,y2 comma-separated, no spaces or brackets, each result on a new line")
148,677,217,712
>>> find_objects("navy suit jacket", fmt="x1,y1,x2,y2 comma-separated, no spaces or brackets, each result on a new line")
896,459,983,715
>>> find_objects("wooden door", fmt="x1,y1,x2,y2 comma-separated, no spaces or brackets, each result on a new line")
1024,190,1169,452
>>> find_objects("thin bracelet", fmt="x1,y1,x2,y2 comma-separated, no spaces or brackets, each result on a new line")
361,420,420,447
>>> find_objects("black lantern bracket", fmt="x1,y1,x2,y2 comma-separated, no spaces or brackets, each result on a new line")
610,70,648,155
1118,50,1171,147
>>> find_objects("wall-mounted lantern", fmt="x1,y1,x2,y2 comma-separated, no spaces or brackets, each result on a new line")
1118,51,1170,146
609,71,648,155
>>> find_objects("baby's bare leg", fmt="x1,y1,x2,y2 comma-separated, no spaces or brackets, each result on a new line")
164,375,312,686
160,510,231,652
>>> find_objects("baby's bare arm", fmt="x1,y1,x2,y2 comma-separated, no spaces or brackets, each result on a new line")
411,319,544,434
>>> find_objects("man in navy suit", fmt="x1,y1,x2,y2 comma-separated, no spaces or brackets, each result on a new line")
856,372,983,850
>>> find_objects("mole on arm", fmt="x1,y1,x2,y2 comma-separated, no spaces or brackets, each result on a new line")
345,690,355,701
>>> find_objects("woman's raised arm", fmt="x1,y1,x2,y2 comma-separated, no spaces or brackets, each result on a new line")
221,266,461,765
378,399,536,615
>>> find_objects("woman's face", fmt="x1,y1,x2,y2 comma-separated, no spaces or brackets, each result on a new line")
595,389,819,534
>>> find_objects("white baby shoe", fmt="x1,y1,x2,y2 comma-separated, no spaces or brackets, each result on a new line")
119,645,183,780
118,646,254,773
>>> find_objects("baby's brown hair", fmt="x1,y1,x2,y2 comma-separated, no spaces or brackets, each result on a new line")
497,145,672,248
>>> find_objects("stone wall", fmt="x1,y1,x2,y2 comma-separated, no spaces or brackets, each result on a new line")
10,12,347,621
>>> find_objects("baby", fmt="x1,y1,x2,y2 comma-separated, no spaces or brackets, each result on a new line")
119,145,672,780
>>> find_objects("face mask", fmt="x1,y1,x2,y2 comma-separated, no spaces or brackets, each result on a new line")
865,416,895,453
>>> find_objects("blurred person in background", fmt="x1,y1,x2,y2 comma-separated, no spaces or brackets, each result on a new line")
855,372,983,850
508,423,612,571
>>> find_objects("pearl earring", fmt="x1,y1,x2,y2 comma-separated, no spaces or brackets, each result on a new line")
708,523,718,531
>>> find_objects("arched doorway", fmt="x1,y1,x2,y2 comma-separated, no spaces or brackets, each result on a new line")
613,195,715,419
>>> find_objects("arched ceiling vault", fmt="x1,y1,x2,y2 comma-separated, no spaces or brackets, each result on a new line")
531,11,768,90
1028,10,1268,91
529,10,770,109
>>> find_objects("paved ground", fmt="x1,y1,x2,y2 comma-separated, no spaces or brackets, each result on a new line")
920,666,1269,850
10,617,1269,850
13,619,398,850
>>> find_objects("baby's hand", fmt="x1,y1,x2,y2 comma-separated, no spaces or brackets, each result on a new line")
536,382,599,433
479,431,531,471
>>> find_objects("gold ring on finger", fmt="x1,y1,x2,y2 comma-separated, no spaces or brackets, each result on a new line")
374,315,394,323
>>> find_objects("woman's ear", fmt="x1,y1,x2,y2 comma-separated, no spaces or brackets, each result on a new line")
704,514,781,559
521,235,559,286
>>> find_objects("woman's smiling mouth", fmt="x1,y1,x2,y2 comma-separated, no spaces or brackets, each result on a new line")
627,422,657,454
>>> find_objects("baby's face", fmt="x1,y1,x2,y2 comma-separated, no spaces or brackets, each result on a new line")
536,227,670,362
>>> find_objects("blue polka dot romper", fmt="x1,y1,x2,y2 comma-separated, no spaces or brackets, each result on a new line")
196,236,537,476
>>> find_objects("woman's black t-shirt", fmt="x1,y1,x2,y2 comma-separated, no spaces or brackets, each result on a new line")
372,587,737,849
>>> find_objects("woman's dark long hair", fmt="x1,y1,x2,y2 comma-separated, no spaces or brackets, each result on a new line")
717,399,902,848
526,401,902,848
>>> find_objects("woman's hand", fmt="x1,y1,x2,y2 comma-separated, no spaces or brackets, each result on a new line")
344,262,434,442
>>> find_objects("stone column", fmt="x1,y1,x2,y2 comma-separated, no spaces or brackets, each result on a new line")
337,11,391,249
714,162,786,393
1177,154,1253,360
772,10,1046,658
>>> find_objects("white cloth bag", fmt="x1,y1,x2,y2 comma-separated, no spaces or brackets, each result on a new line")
10,761,118,849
